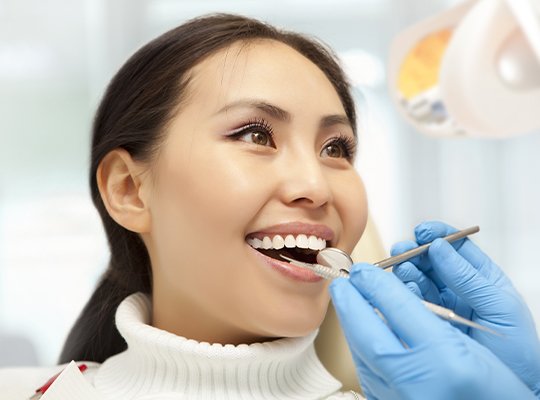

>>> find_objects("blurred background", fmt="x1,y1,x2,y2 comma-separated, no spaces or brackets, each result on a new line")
1,0,539,367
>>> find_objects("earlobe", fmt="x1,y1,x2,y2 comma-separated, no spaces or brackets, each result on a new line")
96,148,151,233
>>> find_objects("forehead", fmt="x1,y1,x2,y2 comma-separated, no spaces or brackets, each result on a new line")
182,39,346,116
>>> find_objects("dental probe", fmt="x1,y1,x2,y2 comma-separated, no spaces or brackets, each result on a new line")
312,226,479,274
373,226,480,270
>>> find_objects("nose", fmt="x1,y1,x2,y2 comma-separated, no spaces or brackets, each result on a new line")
276,148,333,209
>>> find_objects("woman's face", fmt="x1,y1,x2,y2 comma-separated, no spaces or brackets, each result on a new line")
142,39,368,344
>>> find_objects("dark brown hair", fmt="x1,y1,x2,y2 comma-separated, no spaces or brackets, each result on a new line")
59,13,356,364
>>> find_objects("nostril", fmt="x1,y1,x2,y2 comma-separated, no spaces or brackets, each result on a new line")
290,196,330,209
280,175,333,208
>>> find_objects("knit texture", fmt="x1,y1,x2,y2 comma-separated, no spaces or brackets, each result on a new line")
93,292,352,399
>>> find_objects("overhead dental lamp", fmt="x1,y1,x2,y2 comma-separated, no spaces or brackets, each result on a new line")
388,0,540,138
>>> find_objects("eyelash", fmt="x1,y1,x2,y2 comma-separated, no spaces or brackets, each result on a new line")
227,117,357,162
228,117,276,146
323,134,357,162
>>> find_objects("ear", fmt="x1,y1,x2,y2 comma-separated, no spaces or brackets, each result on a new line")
96,148,152,233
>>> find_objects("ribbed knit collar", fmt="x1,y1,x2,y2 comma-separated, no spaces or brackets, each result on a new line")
93,292,342,399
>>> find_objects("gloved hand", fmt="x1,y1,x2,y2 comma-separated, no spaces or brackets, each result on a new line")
391,220,540,397
330,263,536,400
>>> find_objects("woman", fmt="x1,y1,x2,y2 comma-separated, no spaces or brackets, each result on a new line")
2,13,539,400
7,13,366,399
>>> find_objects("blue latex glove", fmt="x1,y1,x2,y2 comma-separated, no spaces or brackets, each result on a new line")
330,263,536,400
392,221,540,396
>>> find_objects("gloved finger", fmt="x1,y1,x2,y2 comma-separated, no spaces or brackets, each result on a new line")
348,263,451,348
330,277,405,368
427,239,504,319
415,221,507,284
390,240,424,265
405,281,423,299
331,277,421,399
391,235,474,324
353,356,384,400
391,240,446,290
393,262,439,303
456,240,507,285
361,386,378,400
414,221,464,248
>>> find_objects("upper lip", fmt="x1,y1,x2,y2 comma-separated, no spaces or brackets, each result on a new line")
246,221,335,242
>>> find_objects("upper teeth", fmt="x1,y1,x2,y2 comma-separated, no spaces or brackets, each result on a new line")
247,234,327,251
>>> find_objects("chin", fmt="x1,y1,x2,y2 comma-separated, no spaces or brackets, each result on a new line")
264,303,329,339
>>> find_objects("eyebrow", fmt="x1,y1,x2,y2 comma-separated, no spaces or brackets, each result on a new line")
216,99,354,132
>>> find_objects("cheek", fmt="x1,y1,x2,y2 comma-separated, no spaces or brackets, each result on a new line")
335,172,368,253
149,147,272,271
187,154,271,229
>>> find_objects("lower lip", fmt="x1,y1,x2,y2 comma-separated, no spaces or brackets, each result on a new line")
248,246,324,283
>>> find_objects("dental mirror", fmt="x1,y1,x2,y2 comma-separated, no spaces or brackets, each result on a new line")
316,247,353,272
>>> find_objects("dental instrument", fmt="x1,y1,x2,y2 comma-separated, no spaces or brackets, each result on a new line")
321,225,480,272
280,226,500,335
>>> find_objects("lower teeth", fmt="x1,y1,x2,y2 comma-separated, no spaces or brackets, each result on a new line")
257,248,317,264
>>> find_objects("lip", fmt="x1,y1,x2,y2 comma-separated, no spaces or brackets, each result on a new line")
246,221,335,243
247,245,324,283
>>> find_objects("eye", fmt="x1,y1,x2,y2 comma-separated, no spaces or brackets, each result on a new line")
228,118,276,148
242,130,272,146
321,143,345,158
321,134,357,162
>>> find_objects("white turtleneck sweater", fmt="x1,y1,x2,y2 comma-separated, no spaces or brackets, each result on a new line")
85,292,359,399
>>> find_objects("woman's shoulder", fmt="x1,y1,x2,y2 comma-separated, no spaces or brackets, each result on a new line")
0,361,101,399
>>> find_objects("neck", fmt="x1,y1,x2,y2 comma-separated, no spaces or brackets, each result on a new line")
94,293,342,399
151,289,278,345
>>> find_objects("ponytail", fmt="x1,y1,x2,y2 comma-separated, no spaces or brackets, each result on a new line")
58,227,151,363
